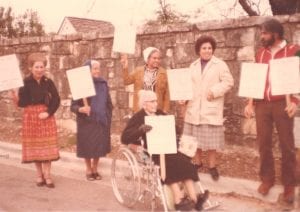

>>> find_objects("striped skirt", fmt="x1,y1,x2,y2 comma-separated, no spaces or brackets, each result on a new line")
22,105,59,163
183,123,225,151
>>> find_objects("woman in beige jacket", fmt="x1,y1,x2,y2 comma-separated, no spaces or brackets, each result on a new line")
182,35,234,181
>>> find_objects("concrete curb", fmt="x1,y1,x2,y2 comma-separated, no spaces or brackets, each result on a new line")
0,141,283,203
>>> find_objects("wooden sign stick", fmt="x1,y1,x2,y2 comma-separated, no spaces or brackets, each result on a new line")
83,98,90,116
160,154,166,181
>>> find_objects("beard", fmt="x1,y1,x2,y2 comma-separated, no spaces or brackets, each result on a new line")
261,35,275,47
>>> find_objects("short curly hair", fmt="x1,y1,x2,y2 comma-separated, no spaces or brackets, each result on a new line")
194,35,217,55
27,53,47,68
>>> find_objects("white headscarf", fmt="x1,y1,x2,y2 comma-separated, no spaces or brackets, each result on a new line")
90,60,100,67
143,47,159,63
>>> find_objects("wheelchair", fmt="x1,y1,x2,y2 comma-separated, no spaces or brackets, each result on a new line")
111,143,220,211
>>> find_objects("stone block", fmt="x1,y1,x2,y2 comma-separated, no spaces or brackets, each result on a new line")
19,37,40,44
215,48,236,61
241,28,256,46
52,41,72,55
174,43,195,64
237,46,255,61
175,32,194,44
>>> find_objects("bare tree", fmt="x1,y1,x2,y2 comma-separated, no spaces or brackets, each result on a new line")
239,0,300,16
147,0,189,25
238,0,259,16
269,0,300,15
0,7,45,38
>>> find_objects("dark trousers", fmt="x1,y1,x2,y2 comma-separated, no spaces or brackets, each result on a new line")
255,99,296,186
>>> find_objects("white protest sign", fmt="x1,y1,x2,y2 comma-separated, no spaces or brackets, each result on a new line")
270,56,300,95
66,66,95,100
0,54,23,91
112,23,137,54
145,115,177,155
238,62,268,99
167,68,193,100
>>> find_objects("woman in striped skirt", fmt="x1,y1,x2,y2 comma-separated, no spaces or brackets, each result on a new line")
181,35,234,181
12,53,60,188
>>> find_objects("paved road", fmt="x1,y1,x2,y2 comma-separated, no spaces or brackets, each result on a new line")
0,152,297,211
0,163,130,211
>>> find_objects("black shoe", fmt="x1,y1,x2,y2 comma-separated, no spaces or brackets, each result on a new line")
45,178,55,188
92,172,102,180
174,197,195,211
193,162,203,171
209,167,219,181
86,173,95,181
195,190,209,211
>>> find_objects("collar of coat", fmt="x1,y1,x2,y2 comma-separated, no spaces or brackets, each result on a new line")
136,66,167,74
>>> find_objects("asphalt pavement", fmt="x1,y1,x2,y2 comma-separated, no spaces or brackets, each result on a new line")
0,141,299,211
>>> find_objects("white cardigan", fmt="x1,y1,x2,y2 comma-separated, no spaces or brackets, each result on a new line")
184,56,234,126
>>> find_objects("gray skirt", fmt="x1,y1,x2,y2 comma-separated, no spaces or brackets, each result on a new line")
183,123,225,151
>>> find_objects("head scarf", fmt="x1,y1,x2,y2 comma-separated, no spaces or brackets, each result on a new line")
83,60,99,69
143,47,159,63
83,60,108,126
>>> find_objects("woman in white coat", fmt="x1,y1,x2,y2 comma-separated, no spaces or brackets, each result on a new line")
182,35,234,181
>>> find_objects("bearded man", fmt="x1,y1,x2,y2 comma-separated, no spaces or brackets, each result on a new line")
244,18,300,204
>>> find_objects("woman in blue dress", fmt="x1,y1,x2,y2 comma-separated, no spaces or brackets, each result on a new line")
71,60,113,180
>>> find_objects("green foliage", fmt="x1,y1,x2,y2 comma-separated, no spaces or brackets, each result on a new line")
0,6,45,38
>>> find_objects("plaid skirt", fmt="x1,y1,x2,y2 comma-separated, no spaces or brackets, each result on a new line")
183,123,225,151
22,105,59,163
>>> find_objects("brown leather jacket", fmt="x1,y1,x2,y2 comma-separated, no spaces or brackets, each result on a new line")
123,66,170,113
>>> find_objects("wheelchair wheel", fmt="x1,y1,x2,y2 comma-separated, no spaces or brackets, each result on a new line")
111,147,141,208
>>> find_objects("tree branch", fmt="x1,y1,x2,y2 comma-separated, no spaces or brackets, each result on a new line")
238,0,259,16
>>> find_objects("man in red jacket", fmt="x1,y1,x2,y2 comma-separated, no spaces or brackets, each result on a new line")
244,18,300,204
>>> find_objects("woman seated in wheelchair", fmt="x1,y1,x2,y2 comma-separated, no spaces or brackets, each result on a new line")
121,90,208,211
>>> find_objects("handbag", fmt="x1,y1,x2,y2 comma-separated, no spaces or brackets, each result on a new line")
178,135,198,158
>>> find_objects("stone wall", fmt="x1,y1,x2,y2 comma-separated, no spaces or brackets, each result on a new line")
1,14,300,146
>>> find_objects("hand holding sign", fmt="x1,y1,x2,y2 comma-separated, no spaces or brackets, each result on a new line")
66,66,96,116
269,56,300,95
66,66,95,100
145,115,177,155
0,54,23,92
238,62,268,99
167,68,193,101
78,102,91,116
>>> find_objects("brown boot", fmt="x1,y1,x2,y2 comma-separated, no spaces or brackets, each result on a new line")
282,186,295,204
257,181,274,196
